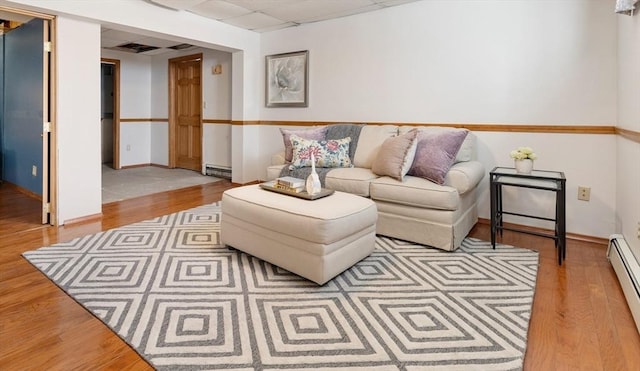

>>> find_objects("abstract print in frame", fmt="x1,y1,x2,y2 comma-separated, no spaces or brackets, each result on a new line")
265,50,308,107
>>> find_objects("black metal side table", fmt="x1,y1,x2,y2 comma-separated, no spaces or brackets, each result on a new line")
489,167,567,265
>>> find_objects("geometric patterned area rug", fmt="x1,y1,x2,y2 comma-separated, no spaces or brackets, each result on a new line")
23,202,538,370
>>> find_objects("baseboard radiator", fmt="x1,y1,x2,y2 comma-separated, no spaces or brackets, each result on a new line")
205,164,231,180
607,234,640,333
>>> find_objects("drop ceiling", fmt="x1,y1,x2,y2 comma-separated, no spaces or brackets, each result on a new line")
102,0,420,55
146,0,421,33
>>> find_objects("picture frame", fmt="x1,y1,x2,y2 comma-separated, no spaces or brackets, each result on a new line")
265,50,309,107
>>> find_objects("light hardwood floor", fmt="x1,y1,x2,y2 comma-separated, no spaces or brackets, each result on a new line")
1,181,639,370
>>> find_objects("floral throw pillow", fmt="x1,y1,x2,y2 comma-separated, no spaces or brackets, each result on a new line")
289,135,352,169
280,126,328,163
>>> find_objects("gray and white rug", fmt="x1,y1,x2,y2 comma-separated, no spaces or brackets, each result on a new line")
23,203,538,370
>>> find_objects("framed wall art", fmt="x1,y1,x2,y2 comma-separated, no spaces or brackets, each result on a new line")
265,50,308,107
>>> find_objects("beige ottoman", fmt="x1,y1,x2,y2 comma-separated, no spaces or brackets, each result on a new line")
221,184,377,285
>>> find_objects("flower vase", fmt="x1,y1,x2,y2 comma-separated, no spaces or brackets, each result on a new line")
514,159,533,174
306,153,321,195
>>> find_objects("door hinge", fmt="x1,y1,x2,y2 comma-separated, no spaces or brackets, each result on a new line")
44,41,52,52
43,122,51,133
43,203,51,213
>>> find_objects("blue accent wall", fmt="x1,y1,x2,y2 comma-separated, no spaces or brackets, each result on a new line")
2,18,44,194
0,34,4,181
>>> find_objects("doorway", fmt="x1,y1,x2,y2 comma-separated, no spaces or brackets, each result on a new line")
100,58,120,169
0,11,55,225
168,53,202,171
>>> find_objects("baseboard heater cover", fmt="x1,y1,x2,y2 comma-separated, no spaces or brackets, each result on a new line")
607,234,640,333
205,164,231,180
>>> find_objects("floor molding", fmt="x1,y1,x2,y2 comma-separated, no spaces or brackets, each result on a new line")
63,212,103,226
476,217,608,246
1,181,42,201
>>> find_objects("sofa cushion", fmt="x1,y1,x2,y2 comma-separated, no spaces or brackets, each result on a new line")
399,126,474,162
353,125,398,168
281,126,328,162
370,176,460,211
325,168,379,197
407,128,469,185
289,135,352,169
371,129,418,181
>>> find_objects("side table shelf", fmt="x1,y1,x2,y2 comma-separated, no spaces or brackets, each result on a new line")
489,167,567,265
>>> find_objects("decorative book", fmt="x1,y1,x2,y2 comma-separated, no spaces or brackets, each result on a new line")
272,182,305,193
276,176,305,188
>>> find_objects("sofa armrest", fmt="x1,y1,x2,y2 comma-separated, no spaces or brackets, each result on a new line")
444,161,485,195
271,151,285,166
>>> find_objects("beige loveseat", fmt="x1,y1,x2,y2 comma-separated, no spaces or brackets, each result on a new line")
266,125,485,251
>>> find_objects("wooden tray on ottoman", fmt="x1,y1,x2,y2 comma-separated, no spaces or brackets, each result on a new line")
259,181,334,200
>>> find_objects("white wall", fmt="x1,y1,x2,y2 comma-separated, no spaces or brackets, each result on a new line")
101,49,153,167
202,49,232,120
149,48,234,169
3,0,631,238
258,0,619,238
617,13,640,257
260,0,616,124
56,16,101,223
101,47,234,169
474,132,617,238
0,0,261,220
203,124,231,169
202,49,233,170
150,122,168,166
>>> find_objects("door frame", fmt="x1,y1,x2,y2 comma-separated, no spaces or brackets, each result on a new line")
41,17,51,224
0,6,57,225
168,53,203,169
100,58,121,169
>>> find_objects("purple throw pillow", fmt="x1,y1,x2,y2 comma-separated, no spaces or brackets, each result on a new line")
280,126,328,163
408,128,469,185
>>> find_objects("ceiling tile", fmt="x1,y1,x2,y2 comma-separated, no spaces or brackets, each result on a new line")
190,0,252,20
148,0,208,11
264,0,375,23
375,0,421,6
223,12,285,30
300,4,382,23
253,21,299,33
136,36,183,48
101,29,145,42
101,37,125,48
139,48,177,56
224,0,300,12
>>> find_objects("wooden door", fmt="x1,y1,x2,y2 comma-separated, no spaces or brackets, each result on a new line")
169,54,202,172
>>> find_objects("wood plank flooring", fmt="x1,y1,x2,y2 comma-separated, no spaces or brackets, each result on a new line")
1,181,639,370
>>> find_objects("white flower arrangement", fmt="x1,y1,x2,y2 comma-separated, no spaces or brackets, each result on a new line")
509,146,537,160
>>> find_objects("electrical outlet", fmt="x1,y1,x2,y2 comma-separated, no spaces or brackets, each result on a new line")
32,165,37,177
577,186,590,201
637,221,640,239
126,144,131,151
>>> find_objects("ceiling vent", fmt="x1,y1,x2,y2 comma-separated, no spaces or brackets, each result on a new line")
168,43,195,51
114,42,160,53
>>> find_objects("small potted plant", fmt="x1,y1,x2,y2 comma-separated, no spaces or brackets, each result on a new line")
510,146,537,174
